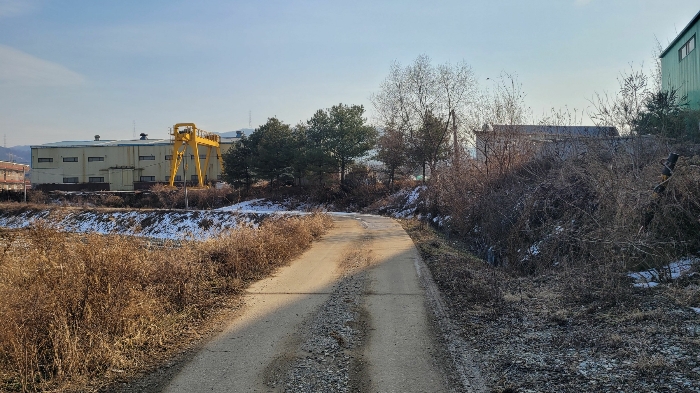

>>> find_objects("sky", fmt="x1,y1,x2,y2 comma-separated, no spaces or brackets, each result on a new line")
0,0,698,146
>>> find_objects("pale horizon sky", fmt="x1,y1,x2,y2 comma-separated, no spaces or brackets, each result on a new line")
0,0,698,146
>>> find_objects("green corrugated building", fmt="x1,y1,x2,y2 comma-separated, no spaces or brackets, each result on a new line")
660,10,700,109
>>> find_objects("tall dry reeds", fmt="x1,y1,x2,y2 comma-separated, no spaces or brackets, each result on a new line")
199,214,332,282
0,213,332,392
430,135,700,303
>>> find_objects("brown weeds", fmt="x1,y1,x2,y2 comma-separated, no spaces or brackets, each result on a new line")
429,136,700,304
0,213,332,392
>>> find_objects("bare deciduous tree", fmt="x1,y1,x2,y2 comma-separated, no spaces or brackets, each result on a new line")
372,55,477,181
589,64,650,135
471,73,532,176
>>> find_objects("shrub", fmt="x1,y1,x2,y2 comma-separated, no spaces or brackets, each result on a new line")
430,136,700,303
0,213,332,392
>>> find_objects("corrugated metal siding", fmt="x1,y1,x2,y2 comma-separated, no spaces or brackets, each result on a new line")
31,141,236,190
661,19,700,109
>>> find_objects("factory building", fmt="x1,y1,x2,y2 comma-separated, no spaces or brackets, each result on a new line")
660,10,700,109
31,133,239,191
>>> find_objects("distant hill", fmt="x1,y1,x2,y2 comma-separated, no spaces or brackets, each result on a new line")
0,146,31,164
217,129,253,138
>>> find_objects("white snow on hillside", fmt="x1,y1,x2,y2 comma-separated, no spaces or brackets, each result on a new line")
379,186,426,219
0,200,309,240
216,198,307,214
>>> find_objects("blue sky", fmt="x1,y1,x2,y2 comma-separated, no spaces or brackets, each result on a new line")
0,0,698,146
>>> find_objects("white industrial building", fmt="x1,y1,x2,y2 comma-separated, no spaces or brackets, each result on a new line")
31,133,240,191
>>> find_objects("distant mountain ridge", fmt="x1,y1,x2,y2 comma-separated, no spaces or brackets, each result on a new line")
217,129,253,138
0,146,30,164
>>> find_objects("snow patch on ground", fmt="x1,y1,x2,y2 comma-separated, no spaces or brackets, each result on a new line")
405,187,423,206
217,199,287,213
0,200,312,240
628,258,699,288
381,186,426,219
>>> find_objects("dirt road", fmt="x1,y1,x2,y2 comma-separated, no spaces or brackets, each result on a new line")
163,214,454,392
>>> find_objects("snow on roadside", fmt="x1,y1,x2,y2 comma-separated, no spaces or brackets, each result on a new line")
627,257,699,288
0,199,311,240
217,198,285,213
382,186,426,219
216,198,312,215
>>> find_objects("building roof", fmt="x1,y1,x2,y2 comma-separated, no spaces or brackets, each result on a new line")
660,9,700,58
31,136,240,149
479,124,619,137
0,161,30,170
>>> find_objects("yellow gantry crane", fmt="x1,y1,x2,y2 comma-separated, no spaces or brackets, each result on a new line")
168,123,224,188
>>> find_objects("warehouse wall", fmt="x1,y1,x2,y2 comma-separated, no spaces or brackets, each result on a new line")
31,141,234,191
661,17,700,109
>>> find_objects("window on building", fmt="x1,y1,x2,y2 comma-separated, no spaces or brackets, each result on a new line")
139,155,155,161
140,176,156,182
88,177,105,183
190,154,208,159
88,156,104,162
165,155,173,160
679,34,696,61
165,175,182,182
63,177,79,183
216,174,222,180
37,158,53,163
191,175,198,182
63,157,78,162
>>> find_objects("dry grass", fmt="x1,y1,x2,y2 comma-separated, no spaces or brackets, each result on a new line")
404,220,700,392
0,213,332,392
399,135,700,391
427,137,700,305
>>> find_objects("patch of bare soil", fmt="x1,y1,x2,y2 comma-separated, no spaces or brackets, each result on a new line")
403,221,700,393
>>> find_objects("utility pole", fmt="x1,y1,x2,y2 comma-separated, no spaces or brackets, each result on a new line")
183,155,188,210
22,166,26,203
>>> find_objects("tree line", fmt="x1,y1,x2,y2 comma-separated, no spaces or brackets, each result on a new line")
223,55,483,189
223,54,700,190
222,104,378,189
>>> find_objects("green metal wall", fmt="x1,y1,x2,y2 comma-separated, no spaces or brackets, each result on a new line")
661,19,700,109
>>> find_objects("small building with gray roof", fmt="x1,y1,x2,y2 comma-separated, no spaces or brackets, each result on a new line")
474,124,619,162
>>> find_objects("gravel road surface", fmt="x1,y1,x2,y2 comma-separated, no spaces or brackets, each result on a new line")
162,214,460,392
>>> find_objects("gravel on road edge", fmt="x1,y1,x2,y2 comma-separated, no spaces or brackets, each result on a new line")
403,219,700,393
